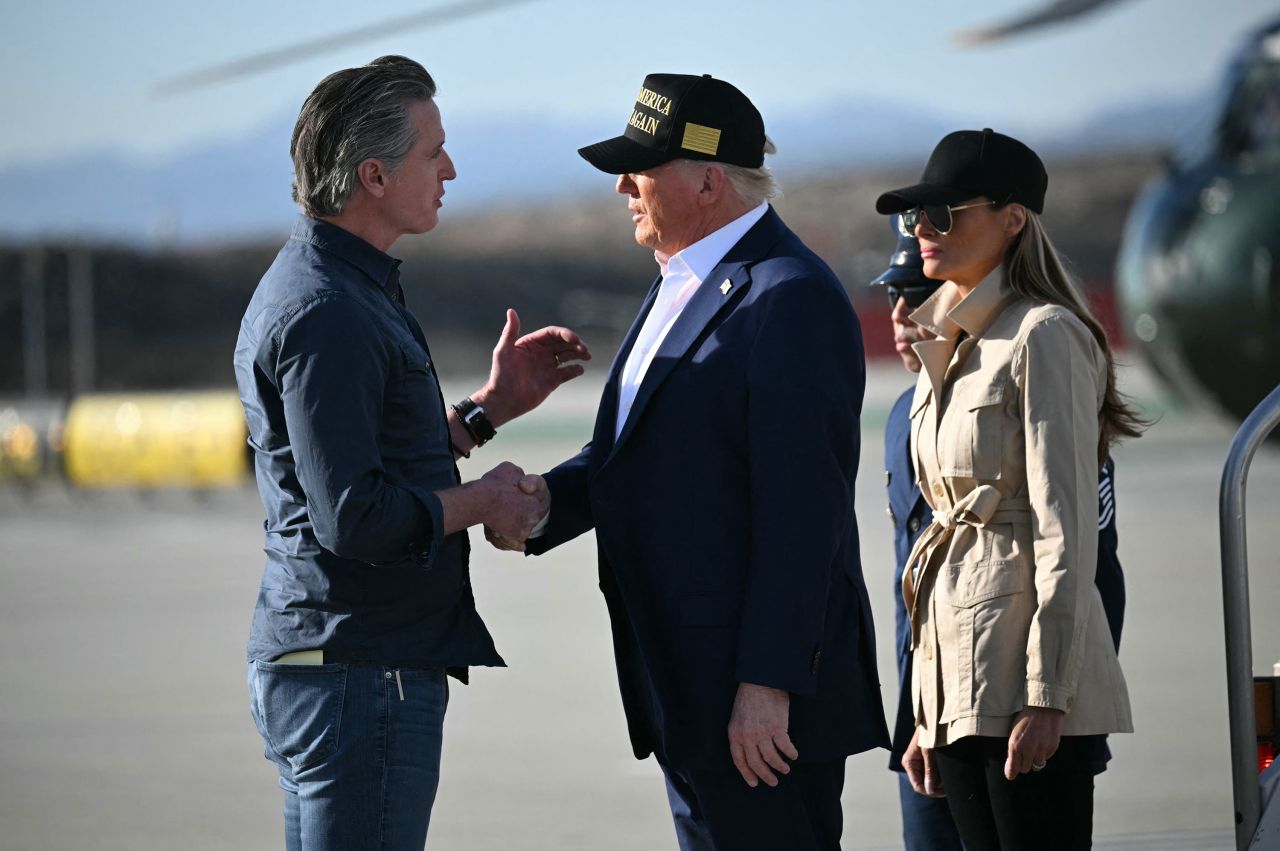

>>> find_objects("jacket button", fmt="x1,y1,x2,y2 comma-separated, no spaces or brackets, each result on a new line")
932,482,945,498
925,645,934,661
909,517,921,534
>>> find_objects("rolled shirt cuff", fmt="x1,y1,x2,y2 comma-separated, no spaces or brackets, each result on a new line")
404,484,445,569
1025,679,1074,713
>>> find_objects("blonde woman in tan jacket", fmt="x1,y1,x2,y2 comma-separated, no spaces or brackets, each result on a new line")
874,129,1144,851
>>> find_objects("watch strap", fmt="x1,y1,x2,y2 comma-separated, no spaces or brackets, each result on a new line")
452,397,497,446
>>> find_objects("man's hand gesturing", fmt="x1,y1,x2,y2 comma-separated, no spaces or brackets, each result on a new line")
472,310,590,426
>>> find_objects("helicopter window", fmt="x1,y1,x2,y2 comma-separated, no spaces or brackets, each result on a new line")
1221,59,1280,163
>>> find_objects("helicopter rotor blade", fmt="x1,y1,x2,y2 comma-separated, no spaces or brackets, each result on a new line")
953,0,1128,46
153,0,543,97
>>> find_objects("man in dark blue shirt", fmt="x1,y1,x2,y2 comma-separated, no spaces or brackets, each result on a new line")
234,56,591,851
873,215,1126,851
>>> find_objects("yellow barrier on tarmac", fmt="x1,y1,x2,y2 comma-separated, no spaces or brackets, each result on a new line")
63,392,248,488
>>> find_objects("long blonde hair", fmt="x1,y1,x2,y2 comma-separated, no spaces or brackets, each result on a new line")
1004,212,1146,466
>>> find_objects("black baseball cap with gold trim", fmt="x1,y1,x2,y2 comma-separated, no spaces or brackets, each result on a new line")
578,73,766,174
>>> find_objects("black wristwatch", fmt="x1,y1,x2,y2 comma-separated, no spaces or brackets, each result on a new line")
452,397,497,447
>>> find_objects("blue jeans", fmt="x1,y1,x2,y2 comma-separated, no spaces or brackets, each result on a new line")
898,771,964,851
247,660,449,851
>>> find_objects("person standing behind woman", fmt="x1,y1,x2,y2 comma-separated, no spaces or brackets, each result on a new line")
874,216,965,851
874,129,1145,850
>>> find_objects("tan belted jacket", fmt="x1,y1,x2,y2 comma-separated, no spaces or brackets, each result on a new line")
903,269,1132,748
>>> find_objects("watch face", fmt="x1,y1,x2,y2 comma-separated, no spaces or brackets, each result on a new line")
459,402,496,442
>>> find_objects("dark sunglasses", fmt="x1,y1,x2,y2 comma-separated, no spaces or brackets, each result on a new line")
900,200,997,235
884,283,940,309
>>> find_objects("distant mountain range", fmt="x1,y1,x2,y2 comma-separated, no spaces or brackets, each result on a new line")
0,95,1196,245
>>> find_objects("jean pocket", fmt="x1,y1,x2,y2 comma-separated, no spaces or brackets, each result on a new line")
253,661,347,772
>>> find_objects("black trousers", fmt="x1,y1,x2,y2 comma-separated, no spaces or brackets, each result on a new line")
660,758,846,851
933,735,1100,851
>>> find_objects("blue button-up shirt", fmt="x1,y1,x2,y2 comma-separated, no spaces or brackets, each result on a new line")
234,217,503,674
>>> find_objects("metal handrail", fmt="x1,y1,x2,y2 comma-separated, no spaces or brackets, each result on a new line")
1220,382,1280,850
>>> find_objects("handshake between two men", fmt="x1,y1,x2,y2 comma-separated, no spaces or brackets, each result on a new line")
431,308,579,549
478,461,547,553
237,60,890,851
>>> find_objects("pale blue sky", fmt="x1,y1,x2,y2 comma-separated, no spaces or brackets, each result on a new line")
0,0,1273,167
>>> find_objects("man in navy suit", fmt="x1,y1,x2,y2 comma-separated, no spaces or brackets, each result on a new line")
873,216,1127,850
498,74,889,850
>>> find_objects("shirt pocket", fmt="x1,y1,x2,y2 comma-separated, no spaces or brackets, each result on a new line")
940,381,1006,482
399,341,434,385
383,342,447,457
939,559,1030,721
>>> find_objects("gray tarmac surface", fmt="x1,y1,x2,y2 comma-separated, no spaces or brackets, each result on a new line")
2,363,1278,850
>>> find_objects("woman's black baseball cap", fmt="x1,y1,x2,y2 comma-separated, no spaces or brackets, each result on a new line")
578,73,767,174
875,128,1047,214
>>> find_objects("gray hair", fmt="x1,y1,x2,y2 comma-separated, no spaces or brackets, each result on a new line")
721,136,781,206
674,136,780,207
290,55,437,218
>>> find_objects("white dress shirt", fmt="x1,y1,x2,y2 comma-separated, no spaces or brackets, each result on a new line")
614,202,769,439
527,201,768,542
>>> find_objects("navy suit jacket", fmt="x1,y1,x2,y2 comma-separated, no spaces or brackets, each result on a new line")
526,207,890,771
883,387,1127,771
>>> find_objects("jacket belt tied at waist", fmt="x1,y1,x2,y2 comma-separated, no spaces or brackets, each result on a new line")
901,484,1031,648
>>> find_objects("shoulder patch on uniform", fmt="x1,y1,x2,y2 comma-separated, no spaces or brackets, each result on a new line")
1098,466,1115,530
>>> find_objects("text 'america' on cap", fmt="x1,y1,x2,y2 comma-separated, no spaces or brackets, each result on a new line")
578,73,767,175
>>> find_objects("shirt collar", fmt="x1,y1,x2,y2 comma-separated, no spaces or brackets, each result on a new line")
909,265,1013,341
654,202,769,281
291,217,403,292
